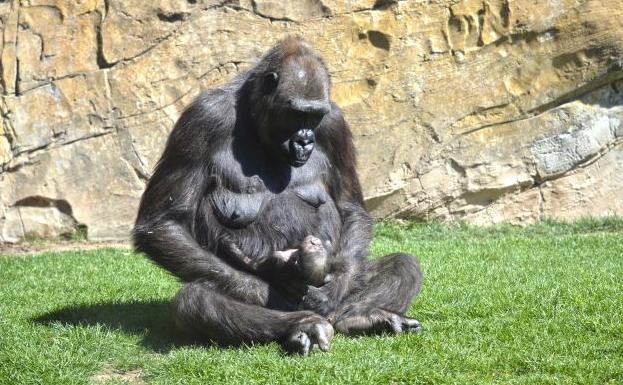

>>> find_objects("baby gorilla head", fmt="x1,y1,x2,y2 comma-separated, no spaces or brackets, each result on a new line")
250,38,332,167
294,235,331,286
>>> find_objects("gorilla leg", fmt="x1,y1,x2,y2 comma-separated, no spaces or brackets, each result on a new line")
332,253,422,335
173,280,334,355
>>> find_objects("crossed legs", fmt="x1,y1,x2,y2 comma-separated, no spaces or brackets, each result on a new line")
172,253,422,354
332,253,423,335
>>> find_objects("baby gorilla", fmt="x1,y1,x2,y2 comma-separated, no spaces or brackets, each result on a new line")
272,235,332,287
220,234,331,289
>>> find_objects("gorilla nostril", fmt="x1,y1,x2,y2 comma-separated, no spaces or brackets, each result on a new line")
296,138,313,146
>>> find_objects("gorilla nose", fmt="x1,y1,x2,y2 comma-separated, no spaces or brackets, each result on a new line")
296,137,313,146
293,129,315,147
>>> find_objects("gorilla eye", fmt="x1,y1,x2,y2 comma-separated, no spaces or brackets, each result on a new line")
264,72,279,93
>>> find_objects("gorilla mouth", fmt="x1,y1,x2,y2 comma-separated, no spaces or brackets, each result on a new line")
288,128,315,167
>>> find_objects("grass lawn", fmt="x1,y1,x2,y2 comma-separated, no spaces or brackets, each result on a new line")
1,219,622,385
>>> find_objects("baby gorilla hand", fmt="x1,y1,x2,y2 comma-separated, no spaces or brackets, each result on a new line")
272,248,299,265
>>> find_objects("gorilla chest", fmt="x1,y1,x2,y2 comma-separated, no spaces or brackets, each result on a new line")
204,149,341,251
210,181,335,230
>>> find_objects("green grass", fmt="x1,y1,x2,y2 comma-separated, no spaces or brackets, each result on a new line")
1,219,622,385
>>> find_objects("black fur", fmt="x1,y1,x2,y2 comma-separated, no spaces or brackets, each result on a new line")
133,37,422,355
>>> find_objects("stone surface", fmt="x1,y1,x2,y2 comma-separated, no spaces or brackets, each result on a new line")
3,204,77,240
1,0,622,241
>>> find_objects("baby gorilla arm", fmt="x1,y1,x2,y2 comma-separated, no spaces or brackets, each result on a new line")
218,236,294,275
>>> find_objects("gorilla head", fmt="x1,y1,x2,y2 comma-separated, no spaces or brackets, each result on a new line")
249,38,332,167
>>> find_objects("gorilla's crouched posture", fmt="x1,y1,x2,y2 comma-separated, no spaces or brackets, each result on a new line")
133,37,422,355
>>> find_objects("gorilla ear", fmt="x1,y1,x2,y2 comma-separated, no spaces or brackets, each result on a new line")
264,72,279,93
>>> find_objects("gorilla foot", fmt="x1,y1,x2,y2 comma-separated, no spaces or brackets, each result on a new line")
282,314,334,356
334,306,421,336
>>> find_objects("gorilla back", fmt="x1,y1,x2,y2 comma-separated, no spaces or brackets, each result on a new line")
133,37,422,355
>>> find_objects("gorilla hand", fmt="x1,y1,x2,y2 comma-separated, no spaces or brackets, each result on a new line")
283,312,334,356
299,283,333,316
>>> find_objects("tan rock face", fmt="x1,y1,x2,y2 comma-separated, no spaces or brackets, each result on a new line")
1,0,622,241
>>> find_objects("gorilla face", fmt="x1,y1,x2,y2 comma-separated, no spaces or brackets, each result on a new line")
276,108,326,167
255,54,331,167
286,127,316,167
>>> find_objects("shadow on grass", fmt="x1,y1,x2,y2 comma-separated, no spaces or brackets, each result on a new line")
32,300,196,353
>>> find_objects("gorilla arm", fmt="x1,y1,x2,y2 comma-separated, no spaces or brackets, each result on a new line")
133,162,288,307
219,234,299,276
132,95,289,308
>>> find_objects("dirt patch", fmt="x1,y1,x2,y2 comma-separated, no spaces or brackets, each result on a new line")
0,241,130,256
91,367,146,385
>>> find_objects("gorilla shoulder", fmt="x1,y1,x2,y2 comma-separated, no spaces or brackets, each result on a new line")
166,88,237,157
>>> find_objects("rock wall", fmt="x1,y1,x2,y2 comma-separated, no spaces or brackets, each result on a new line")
1,0,622,241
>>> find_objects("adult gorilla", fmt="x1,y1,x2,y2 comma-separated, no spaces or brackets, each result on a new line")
133,37,422,355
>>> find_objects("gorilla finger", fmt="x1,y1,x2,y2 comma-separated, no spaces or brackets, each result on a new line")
402,317,422,333
312,322,334,352
387,314,404,334
323,273,334,284
286,331,311,356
